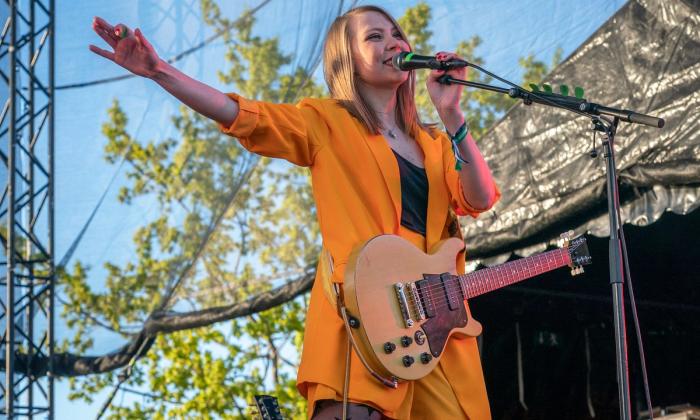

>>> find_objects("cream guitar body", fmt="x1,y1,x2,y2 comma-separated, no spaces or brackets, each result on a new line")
342,234,590,383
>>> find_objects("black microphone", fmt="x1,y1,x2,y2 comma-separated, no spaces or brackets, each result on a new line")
392,52,469,71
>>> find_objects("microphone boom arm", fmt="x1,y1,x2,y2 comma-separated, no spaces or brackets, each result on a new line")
436,74,664,128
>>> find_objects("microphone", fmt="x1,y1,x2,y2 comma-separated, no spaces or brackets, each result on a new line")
392,52,469,71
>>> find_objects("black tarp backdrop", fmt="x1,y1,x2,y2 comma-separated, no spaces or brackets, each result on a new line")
460,0,700,418
461,0,700,261
472,209,700,419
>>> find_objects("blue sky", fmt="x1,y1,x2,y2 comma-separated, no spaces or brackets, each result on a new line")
49,0,627,417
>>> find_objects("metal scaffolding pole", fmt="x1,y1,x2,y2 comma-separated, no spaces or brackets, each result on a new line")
1,0,55,418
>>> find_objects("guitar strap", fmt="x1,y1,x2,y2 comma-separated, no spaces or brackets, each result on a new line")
318,246,344,316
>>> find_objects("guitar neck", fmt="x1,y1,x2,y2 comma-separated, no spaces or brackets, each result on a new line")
458,248,570,299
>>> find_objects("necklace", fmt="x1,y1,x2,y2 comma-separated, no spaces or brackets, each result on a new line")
383,121,399,139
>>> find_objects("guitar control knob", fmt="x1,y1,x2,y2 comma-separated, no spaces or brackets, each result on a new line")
414,330,425,345
383,342,396,354
402,355,415,367
400,336,413,347
420,352,433,364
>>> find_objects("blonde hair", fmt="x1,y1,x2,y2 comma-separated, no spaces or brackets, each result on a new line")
323,5,426,138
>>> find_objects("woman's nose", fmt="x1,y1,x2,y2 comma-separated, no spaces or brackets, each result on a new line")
385,37,401,51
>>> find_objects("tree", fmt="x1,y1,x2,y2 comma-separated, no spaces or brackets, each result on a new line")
54,2,562,418
401,2,561,139
59,2,322,418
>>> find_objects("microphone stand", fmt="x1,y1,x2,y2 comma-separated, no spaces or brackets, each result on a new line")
437,73,664,420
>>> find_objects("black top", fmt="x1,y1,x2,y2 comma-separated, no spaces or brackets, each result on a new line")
392,150,429,236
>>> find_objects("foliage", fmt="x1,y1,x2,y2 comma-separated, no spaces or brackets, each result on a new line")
60,2,322,418
59,1,561,418
402,2,562,138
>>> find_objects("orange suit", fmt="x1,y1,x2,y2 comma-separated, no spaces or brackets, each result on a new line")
220,94,499,419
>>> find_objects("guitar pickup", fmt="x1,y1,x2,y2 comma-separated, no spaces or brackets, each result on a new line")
408,282,426,321
414,279,435,319
441,273,461,311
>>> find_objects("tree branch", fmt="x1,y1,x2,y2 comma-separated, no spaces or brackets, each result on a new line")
5,270,315,378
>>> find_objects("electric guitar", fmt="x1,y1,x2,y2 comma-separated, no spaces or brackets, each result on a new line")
342,232,591,385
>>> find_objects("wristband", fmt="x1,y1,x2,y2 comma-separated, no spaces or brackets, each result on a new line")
448,122,469,170
450,122,468,144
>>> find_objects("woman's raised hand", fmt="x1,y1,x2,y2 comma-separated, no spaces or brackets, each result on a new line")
89,17,160,79
89,16,239,126
426,51,468,133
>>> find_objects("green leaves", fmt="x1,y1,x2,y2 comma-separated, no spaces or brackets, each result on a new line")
398,2,433,55
62,2,322,418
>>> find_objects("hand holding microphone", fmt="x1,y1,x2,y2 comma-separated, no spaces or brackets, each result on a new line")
391,51,469,123
398,51,468,131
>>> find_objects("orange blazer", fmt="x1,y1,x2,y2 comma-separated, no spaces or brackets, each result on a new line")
220,94,499,419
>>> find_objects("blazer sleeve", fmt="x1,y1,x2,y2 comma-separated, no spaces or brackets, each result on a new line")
440,131,501,218
218,93,326,167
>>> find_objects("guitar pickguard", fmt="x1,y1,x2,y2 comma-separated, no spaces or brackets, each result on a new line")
419,273,469,357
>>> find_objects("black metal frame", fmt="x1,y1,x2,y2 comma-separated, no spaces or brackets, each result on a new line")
0,0,55,418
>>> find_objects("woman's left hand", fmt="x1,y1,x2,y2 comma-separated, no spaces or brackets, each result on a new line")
426,51,467,124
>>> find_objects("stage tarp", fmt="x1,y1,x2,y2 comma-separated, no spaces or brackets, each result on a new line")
462,0,700,261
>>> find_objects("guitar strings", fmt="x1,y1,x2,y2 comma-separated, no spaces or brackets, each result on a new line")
401,252,568,316
399,251,568,316
410,252,566,305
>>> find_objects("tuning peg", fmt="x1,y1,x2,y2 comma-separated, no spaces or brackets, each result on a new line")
570,266,585,276
559,230,574,247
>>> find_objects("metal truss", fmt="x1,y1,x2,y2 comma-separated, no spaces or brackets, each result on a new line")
0,0,55,418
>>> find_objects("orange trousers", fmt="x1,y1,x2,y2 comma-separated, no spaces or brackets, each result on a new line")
307,361,477,419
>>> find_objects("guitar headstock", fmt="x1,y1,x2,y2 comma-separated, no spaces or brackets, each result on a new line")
560,231,592,276
252,394,284,420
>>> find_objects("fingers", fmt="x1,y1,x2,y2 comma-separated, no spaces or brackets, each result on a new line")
436,51,460,60
93,16,114,33
92,16,118,48
435,50,467,77
134,28,154,52
89,44,115,61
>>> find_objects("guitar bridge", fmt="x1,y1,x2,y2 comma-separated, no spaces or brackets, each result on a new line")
394,283,414,328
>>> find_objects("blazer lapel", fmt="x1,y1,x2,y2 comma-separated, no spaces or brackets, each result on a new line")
364,132,401,233
359,124,449,244
416,130,448,248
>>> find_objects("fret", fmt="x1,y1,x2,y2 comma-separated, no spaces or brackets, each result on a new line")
460,272,472,299
477,271,486,294
486,266,496,294
479,269,486,295
462,248,572,299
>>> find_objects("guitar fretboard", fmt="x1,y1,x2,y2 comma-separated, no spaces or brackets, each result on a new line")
458,248,570,299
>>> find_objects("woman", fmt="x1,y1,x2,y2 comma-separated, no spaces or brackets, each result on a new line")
91,5,498,419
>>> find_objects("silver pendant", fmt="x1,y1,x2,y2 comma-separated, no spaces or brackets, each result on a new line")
387,129,397,139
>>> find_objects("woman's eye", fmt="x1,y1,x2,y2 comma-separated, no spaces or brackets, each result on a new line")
393,32,402,39
367,34,381,40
